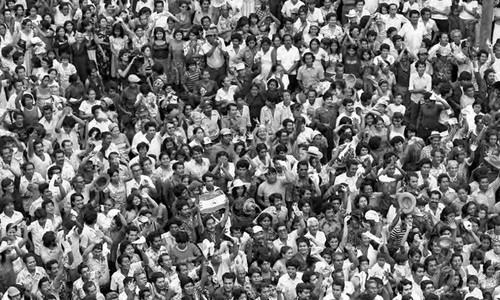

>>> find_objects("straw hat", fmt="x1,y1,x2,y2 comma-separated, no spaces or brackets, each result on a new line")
307,146,323,160
94,174,110,191
398,192,416,214
345,9,357,18
485,155,500,170
437,236,453,248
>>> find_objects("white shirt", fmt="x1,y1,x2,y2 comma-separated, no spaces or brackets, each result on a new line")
399,22,427,56
428,0,452,19
277,45,301,75
131,131,163,159
281,0,305,17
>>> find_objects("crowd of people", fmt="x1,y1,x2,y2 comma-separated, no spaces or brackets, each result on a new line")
1,0,500,298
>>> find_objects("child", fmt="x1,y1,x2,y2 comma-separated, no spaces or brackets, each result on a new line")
135,84,159,123
183,59,200,95
461,100,483,134
387,93,405,119
464,275,483,299
368,253,391,286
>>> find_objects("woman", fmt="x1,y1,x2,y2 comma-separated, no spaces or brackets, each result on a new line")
215,77,240,109
123,191,147,224
13,18,34,74
175,1,192,35
71,31,90,83
256,212,275,240
40,231,62,264
388,112,406,140
305,38,328,70
0,223,28,274
109,23,129,78
245,84,265,128
120,21,153,50
95,16,111,79
0,23,12,49
64,74,86,114
104,168,127,210
82,19,97,65
188,127,206,147
85,66,104,99
116,49,137,87
243,35,258,71
169,29,186,85
273,246,294,276
479,260,500,295
292,237,317,271
64,20,76,45
366,116,390,151
79,88,100,120
184,28,203,61
303,25,323,48
152,27,169,73
109,123,130,159
53,26,70,59
153,152,174,185
254,37,275,81
170,231,202,269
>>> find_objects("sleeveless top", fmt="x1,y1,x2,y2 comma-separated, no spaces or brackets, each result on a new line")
153,41,169,60
22,107,40,127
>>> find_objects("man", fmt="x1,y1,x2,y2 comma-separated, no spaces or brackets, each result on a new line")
320,12,344,40
0,146,21,181
202,27,226,84
72,264,101,300
281,0,305,18
257,166,292,207
276,260,303,300
409,263,426,299
80,210,112,250
119,277,137,300
125,163,157,196
16,253,48,297
88,106,113,134
385,3,409,31
201,102,221,141
260,95,281,134
82,281,105,300
131,121,163,159
209,128,237,163
393,279,421,300
38,105,61,142
408,61,432,124
297,52,324,92
277,34,300,91
333,159,364,193
184,146,210,181
399,10,426,56
424,190,445,226
410,48,434,76
48,149,75,182
319,203,342,236
120,75,141,139
110,255,143,294
61,139,84,172
472,172,500,212
221,103,246,136
150,272,169,299
417,158,438,191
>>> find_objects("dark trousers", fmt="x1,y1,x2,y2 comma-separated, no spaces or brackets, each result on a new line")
434,18,449,33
